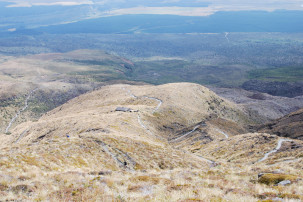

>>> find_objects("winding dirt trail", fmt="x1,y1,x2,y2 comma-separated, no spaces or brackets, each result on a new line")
14,129,29,144
143,96,162,113
137,114,153,136
122,86,215,166
257,139,292,163
122,87,137,98
97,140,135,171
122,87,163,139
170,124,216,166
122,87,163,112
5,88,38,133
195,154,216,166
215,129,229,139
170,125,201,143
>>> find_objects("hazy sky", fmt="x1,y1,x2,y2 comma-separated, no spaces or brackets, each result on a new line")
1,0,303,16
2,0,302,7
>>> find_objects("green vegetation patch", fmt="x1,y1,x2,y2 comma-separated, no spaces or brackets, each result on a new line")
247,66,303,82
130,60,247,87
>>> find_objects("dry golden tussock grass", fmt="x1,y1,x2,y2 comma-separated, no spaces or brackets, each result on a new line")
0,83,302,201
0,162,302,201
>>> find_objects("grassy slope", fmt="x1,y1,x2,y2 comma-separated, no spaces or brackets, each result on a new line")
0,83,302,201
1,46,303,134
0,50,136,133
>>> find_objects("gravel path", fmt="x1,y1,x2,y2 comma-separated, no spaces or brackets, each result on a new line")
143,96,162,113
257,139,292,163
170,125,200,143
122,87,163,139
215,129,229,139
5,88,38,133
122,86,215,166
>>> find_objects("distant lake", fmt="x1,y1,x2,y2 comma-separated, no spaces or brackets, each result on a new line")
31,10,303,34
1,10,303,35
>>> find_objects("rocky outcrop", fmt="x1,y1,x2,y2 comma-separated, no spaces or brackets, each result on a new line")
242,80,303,98
209,86,303,122
258,108,303,140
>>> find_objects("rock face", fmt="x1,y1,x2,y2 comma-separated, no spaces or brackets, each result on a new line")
242,80,303,98
278,180,291,186
257,173,297,185
209,86,303,122
115,107,132,112
258,108,303,140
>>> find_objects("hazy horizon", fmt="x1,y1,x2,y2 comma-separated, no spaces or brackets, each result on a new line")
1,0,303,13
1,0,303,33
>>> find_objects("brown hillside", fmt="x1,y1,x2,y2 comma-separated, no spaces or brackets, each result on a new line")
3,83,250,145
258,108,303,140
0,83,302,201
